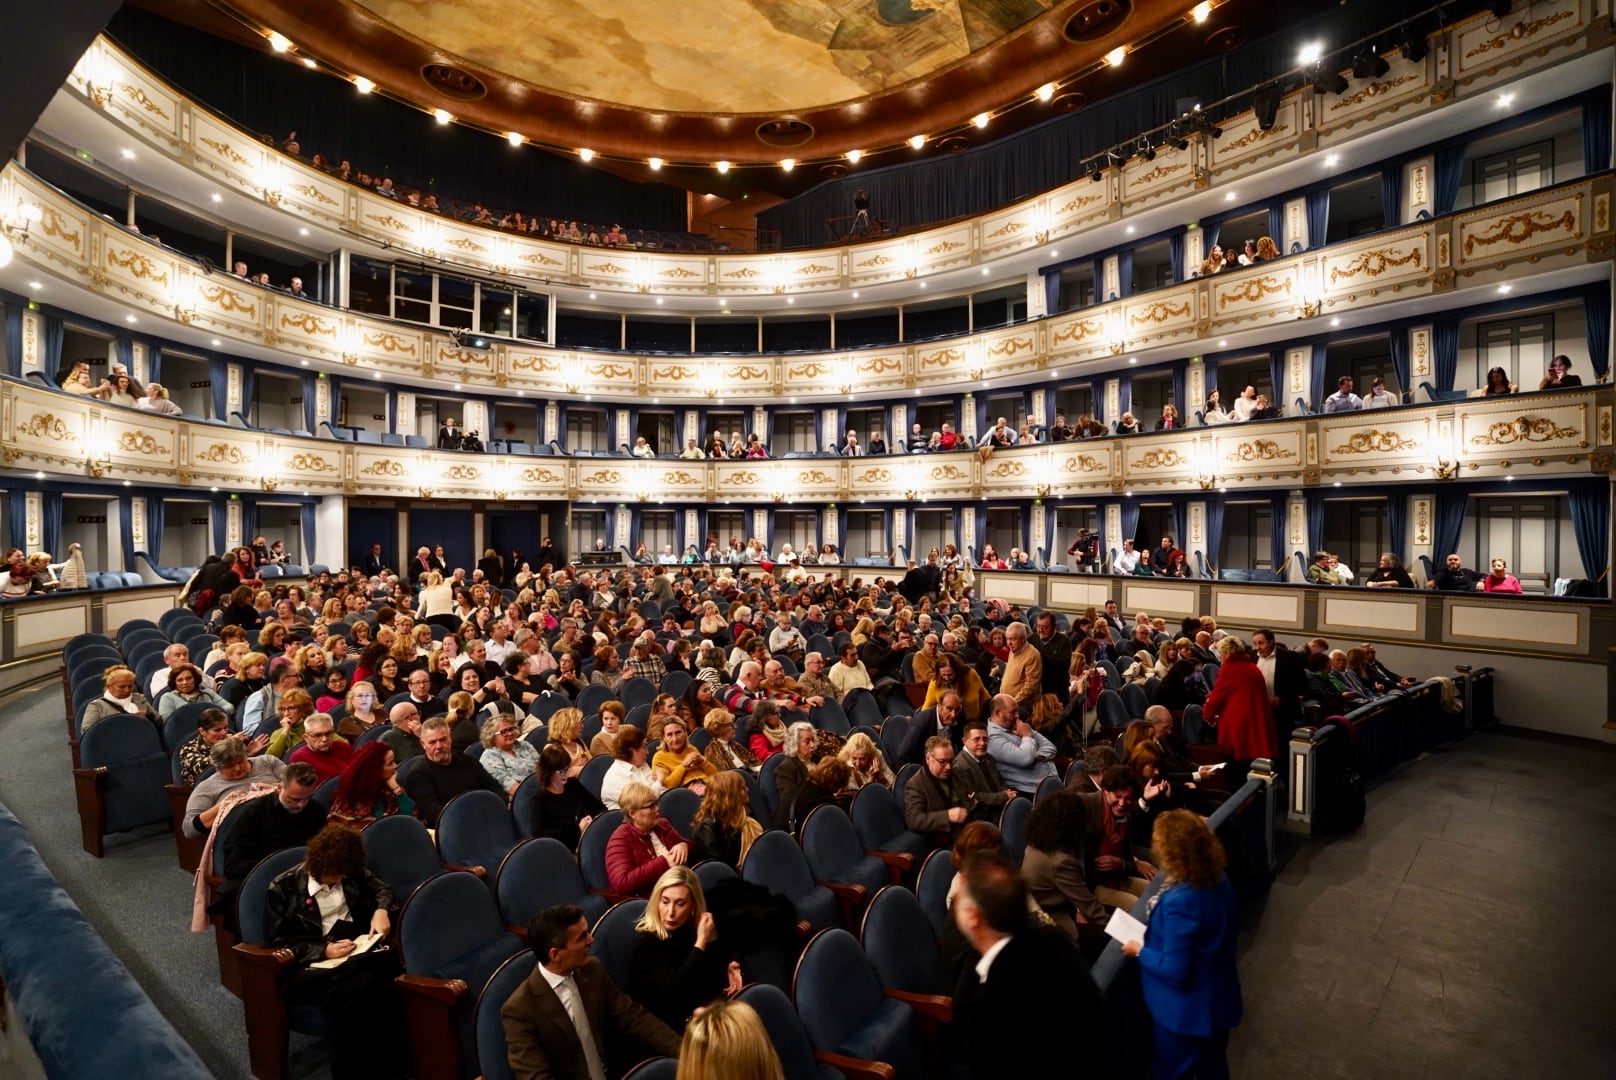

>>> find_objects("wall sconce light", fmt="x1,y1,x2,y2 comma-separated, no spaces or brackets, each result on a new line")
260,159,285,207
0,198,43,268
1194,444,1217,490
175,279,200,324
1298,265,1323,318
702,360,719,398
261,474,279,492
1107,313,1127,356
837,359,854,396
78,54,116,106
631,463,653,502
562,359,583,396
339,327,361,365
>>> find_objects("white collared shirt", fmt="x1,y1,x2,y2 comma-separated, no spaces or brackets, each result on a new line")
306,876,350,935
975,934,1012,982
1256,653,1277,695
538,964,607,1080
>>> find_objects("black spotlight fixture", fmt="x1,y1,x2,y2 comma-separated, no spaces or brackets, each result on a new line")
1352,47,1390,80
1252,83,1282,131
1163,119,1190,151
1490,1,1513,17
1138,139,1156,162
1186,107,1222,139
1088,159,1104,182
1312,62,1349,96
1398,23,1430,63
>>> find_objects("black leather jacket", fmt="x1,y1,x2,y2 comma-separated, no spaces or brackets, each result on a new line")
265,864,394,967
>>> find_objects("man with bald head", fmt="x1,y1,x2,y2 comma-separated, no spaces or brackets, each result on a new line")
986,693,1057,797
379,700,424,762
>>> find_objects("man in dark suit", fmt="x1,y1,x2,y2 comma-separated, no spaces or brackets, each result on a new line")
903,735,973,848
362,543,387,578
502,904,680,1080
952,851,1110,1078
1252,629,1308,750
953,720,1016,819
895,692,963,766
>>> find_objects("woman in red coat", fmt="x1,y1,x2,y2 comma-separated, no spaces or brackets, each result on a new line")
1201,637,1279,783
605,781,691,896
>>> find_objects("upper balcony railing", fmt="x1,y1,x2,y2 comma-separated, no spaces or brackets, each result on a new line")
6,159,1611,403
49,0,1609,295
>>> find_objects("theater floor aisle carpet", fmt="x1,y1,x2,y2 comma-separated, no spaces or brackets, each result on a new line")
1229,727,1616,1079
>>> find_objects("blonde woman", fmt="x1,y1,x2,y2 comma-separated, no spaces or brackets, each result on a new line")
690,770,763,869
416,570,454,620
677,1000,783,1080
702,708,760,773
545,707,592,778
631,866,745,1031
653,717,718,793
1121,650,1155,686
851,616,875,647
838,731,895,791
137,383,183,415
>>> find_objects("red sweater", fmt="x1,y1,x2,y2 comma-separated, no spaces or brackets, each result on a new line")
605,819,686,896
1201,652,1279,761
287,740,355,785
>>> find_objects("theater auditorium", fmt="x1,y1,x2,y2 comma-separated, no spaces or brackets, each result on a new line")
0,0,1612,1077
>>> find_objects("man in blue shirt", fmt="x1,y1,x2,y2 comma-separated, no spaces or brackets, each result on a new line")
985,693,1057,797
1323,375,1364,413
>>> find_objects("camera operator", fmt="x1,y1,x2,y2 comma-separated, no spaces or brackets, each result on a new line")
460,429,485,453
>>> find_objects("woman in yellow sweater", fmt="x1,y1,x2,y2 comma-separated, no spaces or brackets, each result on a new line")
651,717,719,795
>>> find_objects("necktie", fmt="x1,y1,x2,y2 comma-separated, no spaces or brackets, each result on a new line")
559,975,607,1080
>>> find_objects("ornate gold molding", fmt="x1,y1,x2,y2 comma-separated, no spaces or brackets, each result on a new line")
1328,246,1422,284
1467,415,1581,448
1331,430,1421,455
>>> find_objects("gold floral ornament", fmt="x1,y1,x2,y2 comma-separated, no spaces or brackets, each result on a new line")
106,247,170,289
1331,430,1422,455
1216,277,1291,310
195,442,247,464
1059,456,1106,474
1461,208,1579,258
1327,246,1422,284
1224,440,1296,464
116,431,168,455
1130,448,1190,469
283,453,336,473
18,413,75,442
1128,300,1193,326
359,459,407,477
1468,416,1580,448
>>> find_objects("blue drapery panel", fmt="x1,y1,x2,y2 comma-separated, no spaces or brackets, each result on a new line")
241,499,258,551
1433,143,1465,216
3,307,21,378
1204,498,1226,573
7,493,27,555
764,408,776,455
1584,92,1611,174
1568,484,1609,589
1117,376,1132,422
238,365,255,424
1304,493,1326,561
1309,344,1329,409
1043,271,1063,317
329,378,345,434
208,358,229,421
300,500,317,569
1386,495,1407,562
1168,235,1184,285
1269,495,1289,572
118,496,137,571
1380,167,1402,229
1119,500,1142,554
147,497,164,566
487,509,539,563
1304,190,1329,249
1584,282,1611,381
1202,222,1220,259
114,334,132,382
1266,204,1285,245
1433,319,1460,392
1432,491,1467,562
148,345,164,387
1388,326,1410,398
1268,350,1287,406
1171,363,1187,413
1115,250,1132,300
765,509,777,556
42,315,66,378
1171,503,1188,555
409,507,473,571
303,374,317,432
210,496,227,554
40,492,62,560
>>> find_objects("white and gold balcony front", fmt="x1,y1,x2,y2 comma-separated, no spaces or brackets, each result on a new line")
36,0,1612,311
3,376,1609,504
4,159,1611,404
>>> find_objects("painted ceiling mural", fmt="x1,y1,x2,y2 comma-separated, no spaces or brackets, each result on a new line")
346,0,1056,113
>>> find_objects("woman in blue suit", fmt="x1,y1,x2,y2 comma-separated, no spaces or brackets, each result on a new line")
1121,809,1242,1078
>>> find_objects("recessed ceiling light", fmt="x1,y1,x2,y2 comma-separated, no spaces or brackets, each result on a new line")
268,32,291,52
852,291,859,298
1128,356,1137,364
1498,284,1511,294
1218,340,1227,347
120,148,134,160
453,383,462,390
1105,46,1127,66
1497,93,1515,109
516,390,525,397
27,281,41,290
123,480,131,487
972,113,990,129
846,150,862,163
211,193,222,202
981,267,990,275
354,76,374,93
300,359,308,366
647,157,663,170
919,282,927,289
1225,192,1237,202
507,131,523,147
299,227,308,236
1325,154,1340,167
715,160,730,173
1051,250,1059,257
1036,83,1055,102
786,297,794,304
780,158,795,171
211,338,221,345
1330,318,1340,327
1298,42,1323,65
1333,481,1342,487
433,108,453,125
125,314,136,323
908,135,925,149
655,297,664,305
373,371,381,379
301,58,316,69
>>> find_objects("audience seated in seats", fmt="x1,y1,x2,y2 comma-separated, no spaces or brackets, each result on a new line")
1021,788,1112,938
837,731,895,793
377,700,424,764
81,664,159,733
952,851,1110,1080
1364,552,1415,589
327,741,415,823
630,866,746,1032
258,678,317,758
674,997,784,1080
1426,553,1481,591
779,756,847,832
1481,557,1523,593
653,717,719,794
530,744,605,851
1077,765,1158,911
545,708,595,777
689,771,762,870
606,782,692,896
793,653,838,708
263,823,407,1079
1323,375,1364,413
481,714,541,795
601,725,665,810
183,735,286,838
1120,810,1243,1079
985,692,1057,797
589,700,627,759
286,712,354,784
1115,539,1142,575
502,903,681,1078
216,762,327,924
1538,354,1582,389
1364,376,1395,409
702,708,760,774
1306,550,1343,586
904,735,975,848
1479,366,1518,396
176,708,240,785
400,717,504,827
770,722,819,830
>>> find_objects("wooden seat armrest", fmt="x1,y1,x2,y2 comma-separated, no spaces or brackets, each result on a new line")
815,1050,898,1080
232,943,298,973
395,973,469,1004
882,989,952,1023
868,849,915,879
820,881,868,905
444,862,487,879
794,919,814,939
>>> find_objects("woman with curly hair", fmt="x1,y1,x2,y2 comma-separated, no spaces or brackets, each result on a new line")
689,769,763,869
1120,810,1242,1078
328,741,415,823
1020,789,1109,940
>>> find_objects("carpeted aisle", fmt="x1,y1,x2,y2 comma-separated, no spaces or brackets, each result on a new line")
0,682,328,1079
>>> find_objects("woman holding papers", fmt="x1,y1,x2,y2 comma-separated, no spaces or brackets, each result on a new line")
1121,810,1242,1080
264,823,406,1078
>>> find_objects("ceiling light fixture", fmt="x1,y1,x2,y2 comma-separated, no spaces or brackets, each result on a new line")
780,158,795,171
1398,23,1430,63
433,108,453,124
1105,46,1127,67
1035,83,1055,102
268,32,291,53
210,192,222,202
1351,47,1389,80
354,76,374,93
578,147,595,161
716,160,730,173
1137,139,1156,162
1496,92,1515,109
120,148,134,160
506,131,523,146
845,149,862,163
1312,63,1349,96
907,135,925,149
1298,41,1324,66
1252,83,1282,131
972,113,990,129
301,58,317,69
647,157,663,170
1192,2,1213,22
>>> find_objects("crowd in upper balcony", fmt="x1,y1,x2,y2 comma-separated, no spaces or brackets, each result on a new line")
1195,236,1280,277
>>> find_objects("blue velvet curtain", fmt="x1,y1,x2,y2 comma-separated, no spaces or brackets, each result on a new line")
1266,204,1285,246
1269,495,1289,572
1386,495,1407,562
42,315,65,378
1584,282,1610,381
1168,235,1185,285
1568,484,1609,588
1309,344,1329,410
1202,222,1221,257
147,345,164,387
147,497,165,565
210,496,227,554
118,496,138,571
1117,376,1132,422
1268,349,1287,407
1043,271,1063,317
1380,167,1402,229
303,374,317,432
241,500,258,551
1204,498,1226,573
1171,503,1188,556
553,403,568,449
1433,144,1465,216
1304,492,1326,561
239,365,256,424
301,500,317,568
1171,363,1187,413
40,492,62,560
3,307,21,378
1432,491,1467,562
1388,326,1410,399
1115,250,1133,300
114,335,132,382
7,494,28,555
1584,92,1611,174
208,358,229,421
1305,190,1329,249
1120,500,1142,554
1433,319,1460,392
330,379,345,435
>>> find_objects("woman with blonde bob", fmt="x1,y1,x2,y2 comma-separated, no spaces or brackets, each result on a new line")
676,998,784,1080
1121,809,1242,1078
689,770,763,869
631,866,746,1032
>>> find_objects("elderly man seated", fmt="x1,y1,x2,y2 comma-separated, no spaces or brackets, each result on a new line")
287,713,354,784
150,641,215,697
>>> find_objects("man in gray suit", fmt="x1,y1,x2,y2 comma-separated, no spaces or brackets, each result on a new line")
503,904,680,1080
